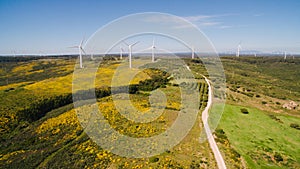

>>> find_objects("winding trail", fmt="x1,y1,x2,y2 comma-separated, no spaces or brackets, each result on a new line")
202,76,227,169
186,64,226,168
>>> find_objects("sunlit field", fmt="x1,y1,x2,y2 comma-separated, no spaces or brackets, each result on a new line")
0,56,299,168
0,57,220,168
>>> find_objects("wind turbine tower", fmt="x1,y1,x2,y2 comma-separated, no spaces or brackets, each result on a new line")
151,38,156,62
39,51,45,57
91,53,94,60
284,51,287,60
120,47,124,59
192,46,195,59
236,43,242,57
124,41,139,68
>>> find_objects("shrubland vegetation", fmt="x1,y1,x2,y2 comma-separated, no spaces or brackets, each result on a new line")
1,56,300,168
0,57,215,168
0,58,150,136
0,58,74,86
187,56,300,168
223,56,300,101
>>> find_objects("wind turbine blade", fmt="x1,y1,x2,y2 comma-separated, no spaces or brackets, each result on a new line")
68,46,78,48
123,41,129,46
131,41,139,47
80,37,85,47
152,38,155,47
81,47,86,54
142,46,153,51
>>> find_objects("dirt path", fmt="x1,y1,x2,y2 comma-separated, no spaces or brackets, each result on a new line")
201,76,227,169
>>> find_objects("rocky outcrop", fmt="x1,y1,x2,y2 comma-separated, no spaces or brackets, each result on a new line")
283,101,298,110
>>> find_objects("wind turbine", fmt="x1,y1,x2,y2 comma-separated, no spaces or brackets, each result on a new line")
70,39,85,68
120,47,124,59
91,53,94,60
284,51,287,60
151,38,156,62
191,46,195,59
39,51,45,57
144,38,156,62
123,41,139,68
11,50,16,57
236,42,242,57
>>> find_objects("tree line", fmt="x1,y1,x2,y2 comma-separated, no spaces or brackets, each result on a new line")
17,69,171,122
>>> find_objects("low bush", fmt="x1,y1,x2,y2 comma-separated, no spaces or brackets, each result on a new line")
290,123,300,130
269,115,283,123
240,108,249,114
215,129,227,141
274,152,283,162
191,59,203,64
149,157,159,163
244,92,254,97
138,69,169,91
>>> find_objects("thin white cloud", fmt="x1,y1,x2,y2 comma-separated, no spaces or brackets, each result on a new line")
143,13,237,30
218,24,251,29
182,14,237,29
200,22,222,26
183,15,216,22
219,25,233,29
172,21,222,29
143,15,197,30
143,15,185,24
182,13,236,22
173,24,195,29
182,14,253,30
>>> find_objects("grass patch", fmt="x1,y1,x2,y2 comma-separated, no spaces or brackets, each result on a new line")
217,104,300,168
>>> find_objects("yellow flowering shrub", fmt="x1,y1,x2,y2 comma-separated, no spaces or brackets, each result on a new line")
36,110,80,134
0,150,26,163
11,62,37,73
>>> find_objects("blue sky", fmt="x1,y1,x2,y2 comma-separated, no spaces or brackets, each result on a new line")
0,0,299,55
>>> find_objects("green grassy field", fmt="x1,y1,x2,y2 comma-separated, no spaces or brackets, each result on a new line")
187,56,300,168
216,104,300,168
